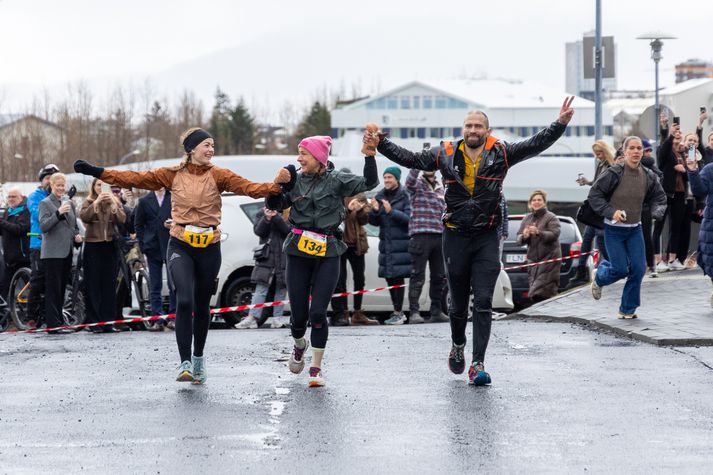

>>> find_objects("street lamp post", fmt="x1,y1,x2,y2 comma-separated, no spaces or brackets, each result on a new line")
118,149,141,166
637,32,676,144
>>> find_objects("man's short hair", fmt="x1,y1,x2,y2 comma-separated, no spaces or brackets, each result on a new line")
464,110,490,129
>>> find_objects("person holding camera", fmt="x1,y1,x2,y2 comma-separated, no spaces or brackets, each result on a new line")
80,179,127,333
38,173,83,334
589,136,667,319
236,207,291,330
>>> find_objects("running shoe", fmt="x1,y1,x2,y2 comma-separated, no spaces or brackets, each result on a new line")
590,278,602,300
448,342,466,374
384,312,406,325
288,339,309,374
468,362,492,386
668,260,685,271
409,312,425,324
176,360,194,382
192,355,207,385
235,316,258,329
271,317,289,329
655,261,670,273
308,367,325,387
617,311,638,319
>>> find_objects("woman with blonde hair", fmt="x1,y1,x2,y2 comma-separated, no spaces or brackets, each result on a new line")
570,140,615,286
75,127,293,383
80,178,126,333
516,189,561,302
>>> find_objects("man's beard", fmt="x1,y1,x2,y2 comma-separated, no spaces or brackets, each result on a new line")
465,135,485,148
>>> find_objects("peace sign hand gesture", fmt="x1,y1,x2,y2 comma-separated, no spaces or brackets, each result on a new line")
557,96,575,125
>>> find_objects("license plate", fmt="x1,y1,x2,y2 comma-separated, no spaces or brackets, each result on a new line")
505,254,526,264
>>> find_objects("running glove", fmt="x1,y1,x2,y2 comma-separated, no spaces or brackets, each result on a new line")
282,164,297,191
73,160,105,178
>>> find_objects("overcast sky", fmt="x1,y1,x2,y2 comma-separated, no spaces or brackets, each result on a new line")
1,0,711,110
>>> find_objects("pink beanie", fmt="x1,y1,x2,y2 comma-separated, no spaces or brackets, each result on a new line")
299,135,332,166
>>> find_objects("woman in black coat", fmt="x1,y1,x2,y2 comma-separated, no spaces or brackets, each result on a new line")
236,207,291,329
369,166,411,325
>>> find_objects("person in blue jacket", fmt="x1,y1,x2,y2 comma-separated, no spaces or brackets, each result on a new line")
369,166,412,325
687,157,713,306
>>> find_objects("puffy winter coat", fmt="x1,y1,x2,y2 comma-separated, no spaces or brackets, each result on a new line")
0,200,31,266
688,164,713,277
250,209,291,286
516,208,561,300
369,185,411,279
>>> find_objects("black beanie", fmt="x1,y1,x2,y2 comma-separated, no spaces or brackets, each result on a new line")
183,129,213,153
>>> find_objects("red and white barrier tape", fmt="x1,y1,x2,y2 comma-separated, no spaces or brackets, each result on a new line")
503,250,599,271
5,284,407,334
5,251,600,335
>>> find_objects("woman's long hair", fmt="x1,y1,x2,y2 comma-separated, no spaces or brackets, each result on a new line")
87,178,100,201
591,140,615,166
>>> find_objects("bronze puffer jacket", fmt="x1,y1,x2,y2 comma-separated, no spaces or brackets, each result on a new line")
516,208,561,300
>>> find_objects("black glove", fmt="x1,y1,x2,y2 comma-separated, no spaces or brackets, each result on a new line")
282,164,297,192
73,160,105,178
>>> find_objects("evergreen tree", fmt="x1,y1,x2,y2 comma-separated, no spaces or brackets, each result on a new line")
230,97,255,154
294,101,331,141
208,87,233,155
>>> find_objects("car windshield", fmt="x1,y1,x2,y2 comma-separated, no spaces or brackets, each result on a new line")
507,217,578,243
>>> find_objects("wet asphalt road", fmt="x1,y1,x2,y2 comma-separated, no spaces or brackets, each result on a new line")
1,320,713,474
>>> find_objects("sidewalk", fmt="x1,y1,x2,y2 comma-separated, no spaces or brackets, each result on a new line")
512,268,713,346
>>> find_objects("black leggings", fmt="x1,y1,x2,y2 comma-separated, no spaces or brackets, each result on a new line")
443,228,501,363
286,254,340,350
166,238,221,363
331,247,366,314
385,277,405,312
83,241,119,324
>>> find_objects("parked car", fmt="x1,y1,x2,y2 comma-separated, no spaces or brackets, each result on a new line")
212,194,514,326
501,214,593,308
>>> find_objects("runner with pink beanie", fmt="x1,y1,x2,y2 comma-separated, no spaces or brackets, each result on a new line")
266,134,380,387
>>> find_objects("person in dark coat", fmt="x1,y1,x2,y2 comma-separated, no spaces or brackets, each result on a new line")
134,188,176,330
516,189,561,302
236,207,291,329
369,166,411,325
687,159,713,306
0,187,31,299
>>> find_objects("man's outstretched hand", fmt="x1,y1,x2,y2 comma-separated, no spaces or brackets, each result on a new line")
557,96,575,125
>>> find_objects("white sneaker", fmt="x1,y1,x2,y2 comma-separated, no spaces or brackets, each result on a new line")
655,261,670,273
591,279,602,300
235,316,258,329
668,260,685,271
384,312,406,325
288,339,309,374
270,317,289,329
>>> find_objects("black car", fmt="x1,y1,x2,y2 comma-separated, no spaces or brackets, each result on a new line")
501,214,593,308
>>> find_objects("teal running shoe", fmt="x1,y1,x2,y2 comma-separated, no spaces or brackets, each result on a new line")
468,362,492,386
176,360,194,382
192,355,207,385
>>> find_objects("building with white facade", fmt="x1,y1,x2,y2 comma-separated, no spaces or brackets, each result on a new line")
330,78,613,157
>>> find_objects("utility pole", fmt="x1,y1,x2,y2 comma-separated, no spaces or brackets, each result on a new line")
594,0,603,140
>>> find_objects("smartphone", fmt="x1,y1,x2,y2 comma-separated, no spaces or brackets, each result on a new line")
701,106,707,114
673,116,680,125
101,182,111,193
688,144,696,164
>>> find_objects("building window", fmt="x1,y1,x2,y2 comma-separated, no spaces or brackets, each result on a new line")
386,96,398,109
518,127,528,137
423,96,433,109
331,128,339,138
383,128,391,137
417,128,426,139
586,126,595,136
400,96,411,109
452,127,460,138
565,127,573,137
435,96,447,108
447,97,468,108
367,97,385,109
400,128,408,139
605,125,614,136
413,96,420,109
429,127,441,138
